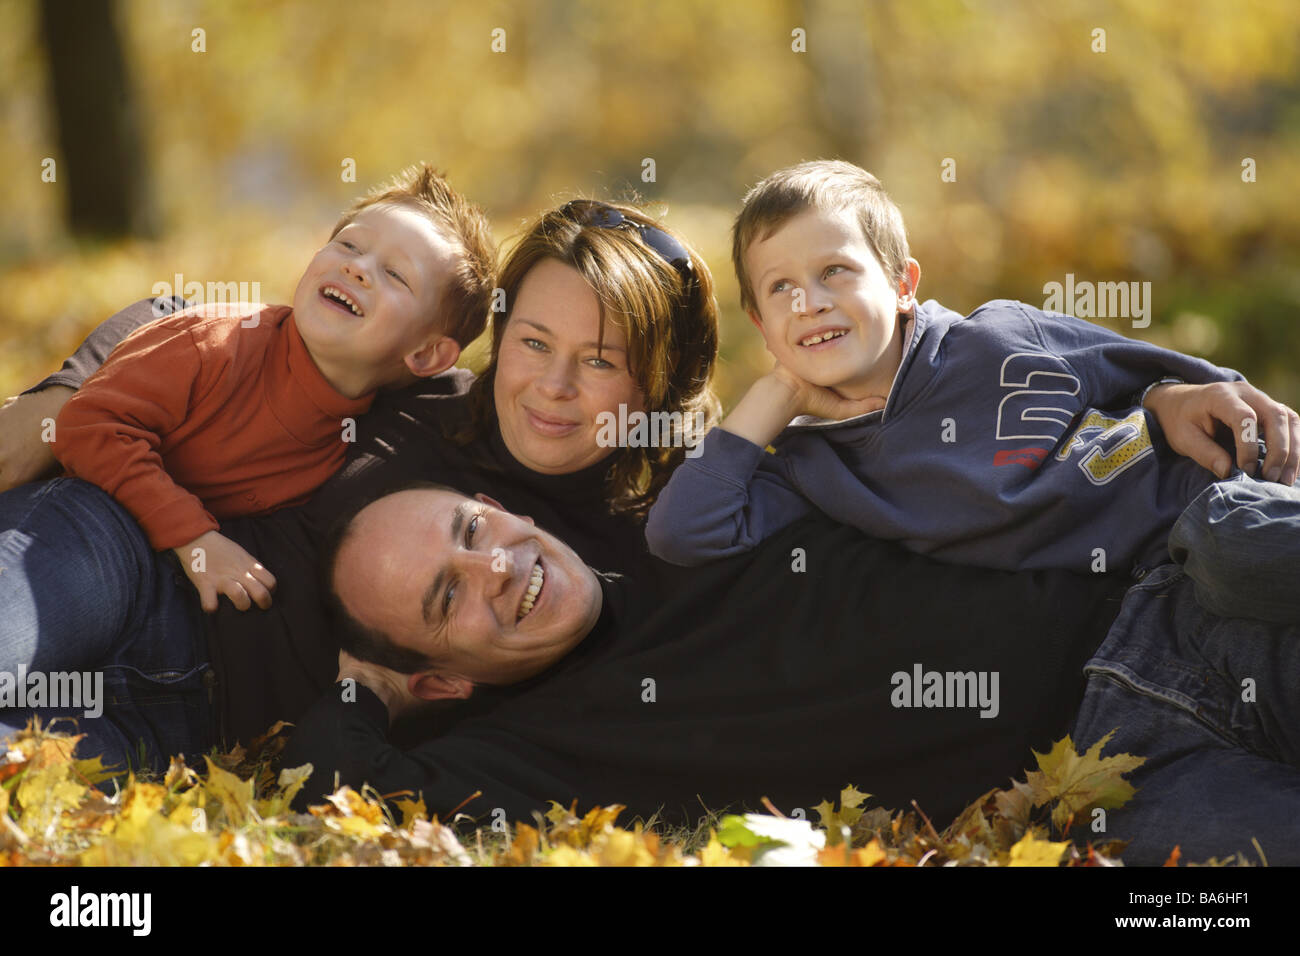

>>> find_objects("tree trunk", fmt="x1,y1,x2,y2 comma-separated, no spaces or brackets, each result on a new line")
39,0,155,238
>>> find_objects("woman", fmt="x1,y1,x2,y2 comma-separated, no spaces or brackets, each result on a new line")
0,197,719,767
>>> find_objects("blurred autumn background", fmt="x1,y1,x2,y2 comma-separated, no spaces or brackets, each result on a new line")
2,0,1298,406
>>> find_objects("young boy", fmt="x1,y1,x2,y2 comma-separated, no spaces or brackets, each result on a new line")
51,164,496,613
646,160,1300,622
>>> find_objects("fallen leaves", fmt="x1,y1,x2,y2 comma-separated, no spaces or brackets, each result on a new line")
0,718,1223,867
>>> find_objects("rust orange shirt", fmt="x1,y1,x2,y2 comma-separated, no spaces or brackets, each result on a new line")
52,303,374,550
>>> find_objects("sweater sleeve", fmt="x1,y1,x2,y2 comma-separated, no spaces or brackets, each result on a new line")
644,425,813,566
21,296,187,395
51,319,219,550
283,685,490,816
1016,302,1244,408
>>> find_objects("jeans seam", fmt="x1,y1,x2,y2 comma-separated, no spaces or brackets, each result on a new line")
1084,660,1247,751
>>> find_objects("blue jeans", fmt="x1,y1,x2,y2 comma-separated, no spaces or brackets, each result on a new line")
0,478,213,774
1070,563,1300,864
1171,471,1300,623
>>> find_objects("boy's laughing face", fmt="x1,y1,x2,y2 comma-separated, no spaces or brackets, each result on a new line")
292,202,462,396
745,206,920,401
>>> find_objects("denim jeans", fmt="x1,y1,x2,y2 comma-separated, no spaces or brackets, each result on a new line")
1070,563,1300,865
0,478,213,775
1170,471,1300,623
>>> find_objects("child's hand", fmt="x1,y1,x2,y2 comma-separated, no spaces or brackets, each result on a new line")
721,365,885,450
173,530,277,612
767,364,887,422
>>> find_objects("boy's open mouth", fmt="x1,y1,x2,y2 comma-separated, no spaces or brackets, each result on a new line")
320,285,365,317
516,559,545,622
799,328,848,347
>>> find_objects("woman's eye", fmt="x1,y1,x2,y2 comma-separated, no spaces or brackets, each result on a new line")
522,338,548,351
586,356,615,370
824,265,845,278
443,581,455,616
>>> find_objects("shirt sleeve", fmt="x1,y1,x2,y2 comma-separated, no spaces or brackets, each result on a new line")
22,296,187,395
51,318,219,550
1016,302,1245,408
644,425,813,566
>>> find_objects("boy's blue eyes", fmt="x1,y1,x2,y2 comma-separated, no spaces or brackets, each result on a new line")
770,265,846,294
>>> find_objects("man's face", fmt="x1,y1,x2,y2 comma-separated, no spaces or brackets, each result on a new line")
332,488,603,691
745,206,918,401
293,203,462,392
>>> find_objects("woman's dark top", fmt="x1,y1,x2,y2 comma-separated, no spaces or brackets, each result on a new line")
27,299,650,745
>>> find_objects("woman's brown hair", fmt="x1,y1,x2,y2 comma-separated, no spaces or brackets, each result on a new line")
457,200,721,517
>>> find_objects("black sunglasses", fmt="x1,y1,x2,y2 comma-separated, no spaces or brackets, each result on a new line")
560,200,694,285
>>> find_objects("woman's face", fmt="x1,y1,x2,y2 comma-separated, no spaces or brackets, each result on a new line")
494,258,647,474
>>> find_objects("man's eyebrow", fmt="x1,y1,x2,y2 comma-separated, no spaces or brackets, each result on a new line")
421,502,468,625
515,318,627,353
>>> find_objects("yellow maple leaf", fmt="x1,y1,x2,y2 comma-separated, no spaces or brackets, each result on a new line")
202,756,258,828
1025,731,1146,830
698,833,745,867
1008,833,1070,867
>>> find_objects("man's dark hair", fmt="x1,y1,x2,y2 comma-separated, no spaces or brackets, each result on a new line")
321,479,472,674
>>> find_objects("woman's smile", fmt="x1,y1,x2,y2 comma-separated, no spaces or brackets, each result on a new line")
522,405,581,437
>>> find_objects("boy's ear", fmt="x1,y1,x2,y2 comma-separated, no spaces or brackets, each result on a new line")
404,336,461,379
746,308,764,332
409,669,474,701
896,258,922,312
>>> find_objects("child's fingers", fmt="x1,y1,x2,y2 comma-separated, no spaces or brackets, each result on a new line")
198,581,219,614
241,572,274,610
219,579,253,612
249,562,277,592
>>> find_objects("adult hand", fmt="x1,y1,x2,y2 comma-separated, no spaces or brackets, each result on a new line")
0,386,73,492
173,529,277,612
337,649,425,724
1144,381,1300,485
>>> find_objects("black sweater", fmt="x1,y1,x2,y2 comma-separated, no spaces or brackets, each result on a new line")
28,299,651,745
282,515,1130,827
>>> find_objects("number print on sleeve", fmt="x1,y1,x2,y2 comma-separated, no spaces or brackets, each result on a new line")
1055,410,1154,485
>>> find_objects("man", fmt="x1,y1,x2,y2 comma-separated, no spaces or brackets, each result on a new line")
264,485,1233,862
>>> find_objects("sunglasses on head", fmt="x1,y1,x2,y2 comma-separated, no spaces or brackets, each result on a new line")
559,200,694,286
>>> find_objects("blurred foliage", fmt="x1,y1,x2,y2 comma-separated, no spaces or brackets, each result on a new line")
1,0,1298,405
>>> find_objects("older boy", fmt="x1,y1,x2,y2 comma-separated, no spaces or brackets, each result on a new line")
647,160,1300,622
51,164,495,612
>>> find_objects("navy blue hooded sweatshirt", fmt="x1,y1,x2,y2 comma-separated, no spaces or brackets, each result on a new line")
647,299,1242,576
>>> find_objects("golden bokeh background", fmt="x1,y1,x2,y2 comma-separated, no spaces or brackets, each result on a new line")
3,0,1298,406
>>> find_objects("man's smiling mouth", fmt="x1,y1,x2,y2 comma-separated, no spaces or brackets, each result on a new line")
517,559,545,621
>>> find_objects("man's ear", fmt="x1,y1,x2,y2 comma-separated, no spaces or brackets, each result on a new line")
409,670,474,701
404,336,461,379
473,492,535,526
